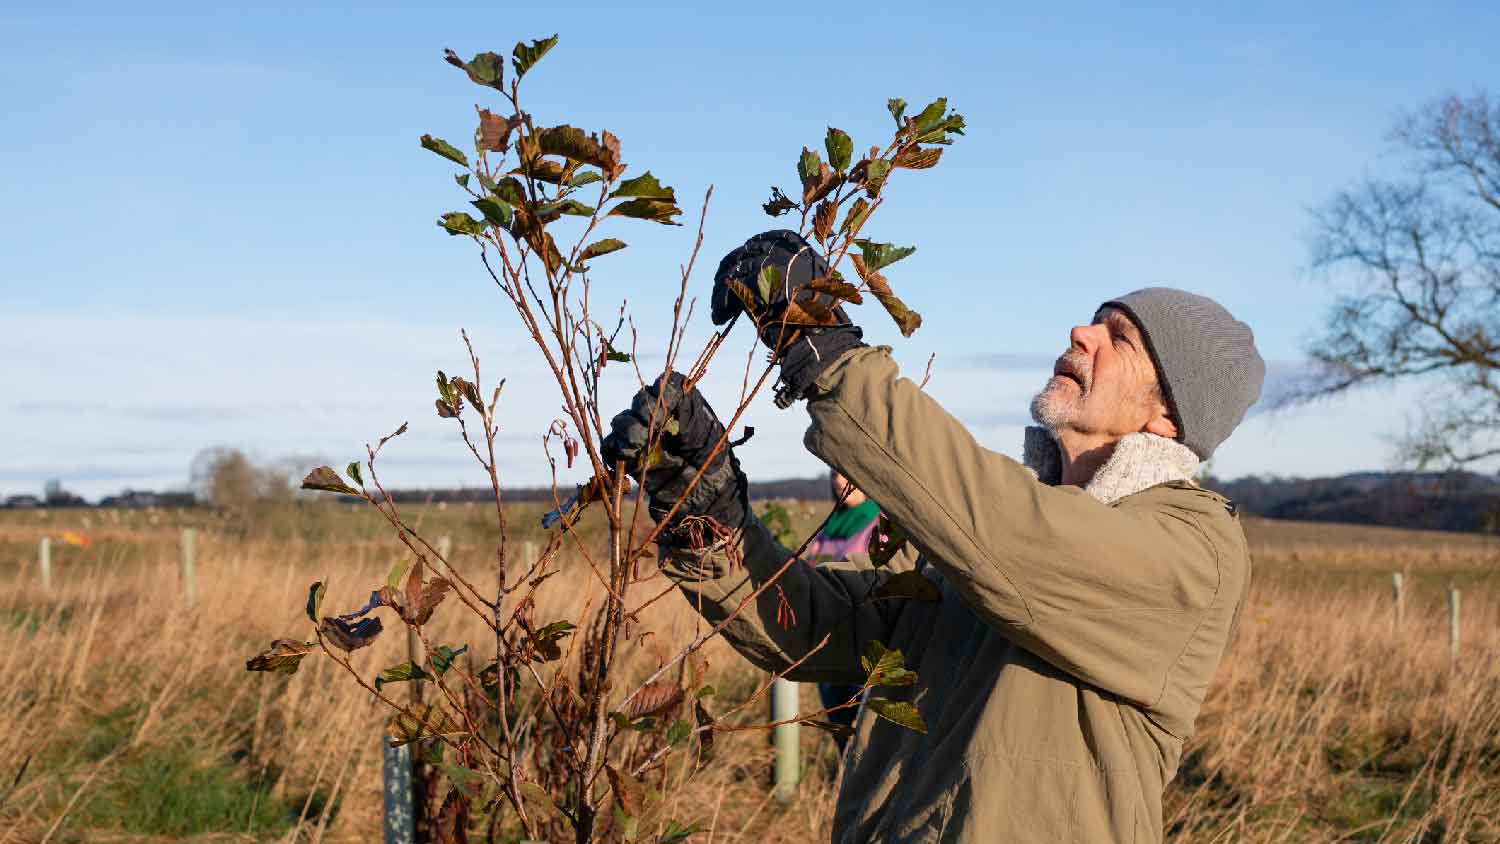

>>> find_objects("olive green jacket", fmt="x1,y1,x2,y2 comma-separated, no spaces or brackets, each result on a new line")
662,346,1251,843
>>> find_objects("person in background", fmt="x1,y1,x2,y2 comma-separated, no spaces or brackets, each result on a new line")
803,470,881,748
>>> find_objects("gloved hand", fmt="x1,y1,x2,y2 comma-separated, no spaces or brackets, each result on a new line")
711,230,867,407
600,372,749,546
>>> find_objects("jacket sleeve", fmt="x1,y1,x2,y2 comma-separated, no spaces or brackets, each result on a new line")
802,346,1233,709
659,513,912,685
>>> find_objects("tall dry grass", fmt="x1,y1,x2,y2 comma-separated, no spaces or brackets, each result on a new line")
0,505,1496,842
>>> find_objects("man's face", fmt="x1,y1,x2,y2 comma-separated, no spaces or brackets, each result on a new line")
1030,307,1172,440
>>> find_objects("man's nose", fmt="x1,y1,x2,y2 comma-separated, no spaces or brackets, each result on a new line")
1069,323,1104,353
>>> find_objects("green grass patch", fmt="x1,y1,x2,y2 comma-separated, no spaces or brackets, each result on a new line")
78,741,293,837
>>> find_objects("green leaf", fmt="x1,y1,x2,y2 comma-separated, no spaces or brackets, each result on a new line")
840,198,872,236
865,697,926,733
566,169,603,187
471,197,513,228
604,341,630,363
864,160,892,196
825,127,853,172
695,684,717,699
608,197,681,225
387,559,410,590
910,98,947,132
512,34,558,79
853,240,916,272
345,462,363,486
757,265,782,304
527,620,576,662
535,198,595,220
301,467,358,496
908,97,966,144
861,640,918,687
442,762,484,796
420,134,469,168
579,238,626,261
798,147,822,184
246,639,315,675
430,644,469,676
887,97,908,127
443,49,505,89
660,821,704,843
305,581,326,622
874,570,940,603
454,173,470,189
438,212,486,237
806,720,855,741
376,660,434,690
608,171,676,201
666,719,692,746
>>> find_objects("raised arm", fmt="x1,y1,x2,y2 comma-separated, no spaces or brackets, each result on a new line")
801,346,1244,711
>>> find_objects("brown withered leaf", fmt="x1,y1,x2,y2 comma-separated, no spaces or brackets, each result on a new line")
624,682,684,720
435,788,471,844
763,186,796,217
849,253,871,282
319,615,383,651
893,145,943,170
812,200,837,242
601,130,624,180
801,162,840,206
605,765,644,817
873,289,923,337
246,639,314,675
387,703,465,747
477,109,521,153
532,125,620,174
511,156,570,185
410,577,452,626
725,279,760,315
778,300,836,327
807,276,864,304
301,467,357,496
435,399,459,419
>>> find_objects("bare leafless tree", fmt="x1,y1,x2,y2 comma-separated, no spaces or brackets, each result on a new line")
1299,92,1500,467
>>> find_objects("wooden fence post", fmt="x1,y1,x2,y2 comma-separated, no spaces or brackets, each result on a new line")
38,537,51,591
771,678,800,802
180,528,197,608
1390,572,1404,630
1448,587,1461,665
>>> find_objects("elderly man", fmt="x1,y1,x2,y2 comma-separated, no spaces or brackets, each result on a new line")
602,230,1263,842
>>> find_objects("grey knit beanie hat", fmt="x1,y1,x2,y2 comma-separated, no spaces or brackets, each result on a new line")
1102,288,1265,460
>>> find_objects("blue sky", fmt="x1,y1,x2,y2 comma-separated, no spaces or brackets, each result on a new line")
2,1,1496,499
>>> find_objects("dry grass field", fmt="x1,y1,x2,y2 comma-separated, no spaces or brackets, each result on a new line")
0,501,1496,843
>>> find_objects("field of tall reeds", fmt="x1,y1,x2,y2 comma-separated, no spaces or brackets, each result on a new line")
0,503,1496,843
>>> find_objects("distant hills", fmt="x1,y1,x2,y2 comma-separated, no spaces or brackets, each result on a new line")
10,469,1498,536
1202,471,1500,534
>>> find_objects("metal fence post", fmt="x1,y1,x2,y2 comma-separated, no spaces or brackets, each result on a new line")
180,528,197,608
771,678,800,801
38,537,51,591
382,737,415,844
1449,587,1461,665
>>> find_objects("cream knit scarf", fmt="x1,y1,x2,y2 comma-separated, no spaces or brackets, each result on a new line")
1021,426,1200,505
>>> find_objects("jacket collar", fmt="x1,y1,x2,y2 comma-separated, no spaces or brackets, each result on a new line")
1022,426,1200,504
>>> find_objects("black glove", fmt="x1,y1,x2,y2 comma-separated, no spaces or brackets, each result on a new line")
711,230,867,407
600,373,749,546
